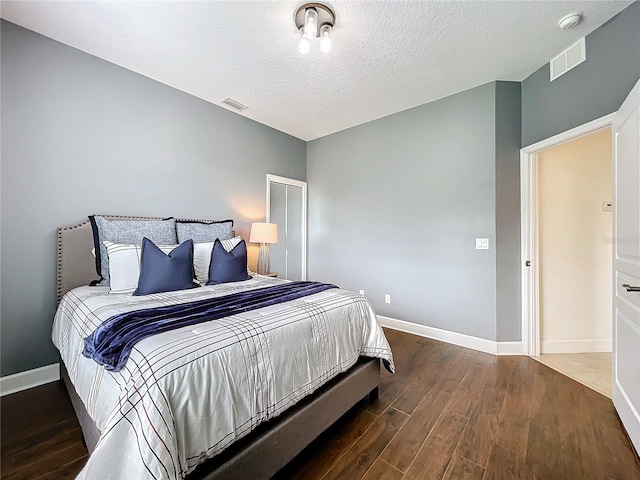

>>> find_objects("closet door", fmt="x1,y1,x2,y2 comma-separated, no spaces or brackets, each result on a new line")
268,182,287,277
267,175,307,280
285,185,303,280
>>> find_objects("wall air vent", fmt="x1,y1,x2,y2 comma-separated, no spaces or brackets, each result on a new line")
550,37,586,81
221,97,248,111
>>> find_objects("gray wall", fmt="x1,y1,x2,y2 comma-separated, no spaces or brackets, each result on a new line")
0,21,306,376
522,2,640,147
495,82,522,342
308,82,515,342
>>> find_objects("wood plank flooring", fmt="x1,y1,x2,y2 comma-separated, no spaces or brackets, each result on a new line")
2,328,639,479
277,329,640,480
0,381,88,479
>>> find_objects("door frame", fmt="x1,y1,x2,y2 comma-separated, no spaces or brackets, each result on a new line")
520,112,615,356
266,174,308,280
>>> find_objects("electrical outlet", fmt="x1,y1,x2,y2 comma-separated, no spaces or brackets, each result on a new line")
384,294,391,304
359,289,365,296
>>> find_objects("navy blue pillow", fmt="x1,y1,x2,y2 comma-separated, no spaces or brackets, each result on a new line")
206,238,251,285
133,238,198,296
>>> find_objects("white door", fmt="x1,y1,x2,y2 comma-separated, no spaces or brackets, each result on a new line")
612,79,640,456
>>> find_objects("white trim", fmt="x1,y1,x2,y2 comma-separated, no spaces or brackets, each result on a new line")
266,174,307,281
266,174,307,190
520,112,615,357
520,149,540,356
541,339,612,354
0,363,60,396
378,316,523,356
496,342,525,355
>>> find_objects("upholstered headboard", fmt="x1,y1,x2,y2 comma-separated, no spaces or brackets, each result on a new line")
56,216,233,303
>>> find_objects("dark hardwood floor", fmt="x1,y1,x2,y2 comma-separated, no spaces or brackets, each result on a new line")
2,328,639,479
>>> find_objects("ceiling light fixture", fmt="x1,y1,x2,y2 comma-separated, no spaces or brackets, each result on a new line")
295,2,335,54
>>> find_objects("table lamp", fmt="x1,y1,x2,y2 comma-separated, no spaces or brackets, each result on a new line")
249,223,278,275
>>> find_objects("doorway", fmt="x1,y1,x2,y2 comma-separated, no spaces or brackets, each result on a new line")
266,174,307,280
521,114,614,397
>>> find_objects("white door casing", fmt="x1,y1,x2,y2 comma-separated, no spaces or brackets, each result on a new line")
266,174,307,280
612,79,640,456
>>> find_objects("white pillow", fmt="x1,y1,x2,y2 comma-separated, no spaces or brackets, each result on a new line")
104,241,178,294
193,237,243,284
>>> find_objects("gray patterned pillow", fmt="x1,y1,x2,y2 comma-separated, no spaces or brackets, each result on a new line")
176,220,233,243
90,216,177,285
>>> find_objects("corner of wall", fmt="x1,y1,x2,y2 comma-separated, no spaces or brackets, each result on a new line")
495,81,523,342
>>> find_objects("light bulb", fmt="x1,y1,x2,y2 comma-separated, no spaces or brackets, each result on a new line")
319,24,332,53
298,35,310,54
303,8,317,39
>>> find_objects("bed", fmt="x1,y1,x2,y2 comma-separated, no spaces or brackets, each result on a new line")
53,216,394,479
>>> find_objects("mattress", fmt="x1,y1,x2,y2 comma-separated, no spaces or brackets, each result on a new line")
52,276,394,479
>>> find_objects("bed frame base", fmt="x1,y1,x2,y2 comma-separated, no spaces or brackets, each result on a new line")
61,364,101,454
61,358,380,479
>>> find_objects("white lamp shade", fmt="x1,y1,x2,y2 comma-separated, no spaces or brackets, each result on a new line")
249,223,278,244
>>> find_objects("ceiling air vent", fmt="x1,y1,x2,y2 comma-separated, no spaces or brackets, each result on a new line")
550,37,586,81
221,97,248,111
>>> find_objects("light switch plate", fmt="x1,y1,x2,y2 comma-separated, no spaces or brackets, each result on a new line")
476,238,489,250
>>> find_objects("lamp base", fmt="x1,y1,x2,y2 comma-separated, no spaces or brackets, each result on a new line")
257,244,271,275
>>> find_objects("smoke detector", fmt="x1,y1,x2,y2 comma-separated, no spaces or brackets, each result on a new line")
558,12,582,30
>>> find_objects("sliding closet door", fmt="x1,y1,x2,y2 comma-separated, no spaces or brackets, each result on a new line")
269,182,287,277
267,175,307,280
286,186,303,280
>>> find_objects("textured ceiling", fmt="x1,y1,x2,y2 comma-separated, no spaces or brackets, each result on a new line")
1,1,633,141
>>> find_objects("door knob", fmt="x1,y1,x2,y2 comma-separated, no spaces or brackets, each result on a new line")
621,284,640,292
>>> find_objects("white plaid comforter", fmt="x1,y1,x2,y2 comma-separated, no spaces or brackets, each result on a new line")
52,276,394,479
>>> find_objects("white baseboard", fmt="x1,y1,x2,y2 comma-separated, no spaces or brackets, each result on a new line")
496,341,525,355
0,363,60,396
378,316,523,356
541,339,612,354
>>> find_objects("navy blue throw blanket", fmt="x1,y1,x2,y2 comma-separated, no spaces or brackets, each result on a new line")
83,281,338,372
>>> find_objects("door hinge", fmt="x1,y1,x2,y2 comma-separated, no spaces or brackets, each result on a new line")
526,261,531,267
